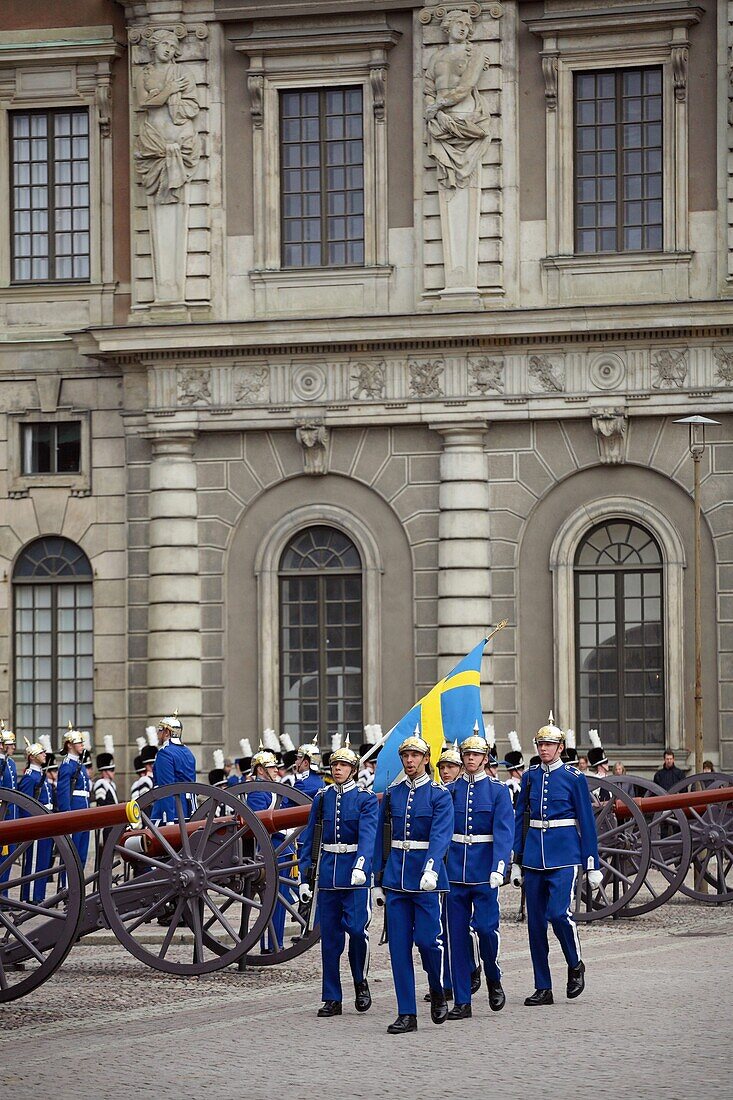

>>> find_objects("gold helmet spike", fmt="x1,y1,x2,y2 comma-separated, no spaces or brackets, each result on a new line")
251,746,278,770
330,733,359,769
24,736,45,758
460,733,489,756
399,731,430,757
535,710,565,745
438,741,462,766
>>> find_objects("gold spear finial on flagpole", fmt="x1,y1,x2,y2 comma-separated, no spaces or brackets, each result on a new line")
485,620,508,644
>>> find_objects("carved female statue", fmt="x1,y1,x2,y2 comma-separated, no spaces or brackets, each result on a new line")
134,28,200,204
424,10,491,191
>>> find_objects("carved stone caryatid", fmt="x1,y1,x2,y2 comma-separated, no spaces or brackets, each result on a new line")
131,24,202,306
424,7,492,303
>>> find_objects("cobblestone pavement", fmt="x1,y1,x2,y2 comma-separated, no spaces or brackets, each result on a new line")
2,894,730,1100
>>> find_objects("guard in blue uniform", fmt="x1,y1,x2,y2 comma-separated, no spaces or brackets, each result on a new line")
56,725,92,870
374,732,454,1035
298,741,378,1017
151,713,197,823
245,747,296,952
0,724,19,892
511,714,602,1006
18,738,55,902
445,732,514,1019
293,743,326,799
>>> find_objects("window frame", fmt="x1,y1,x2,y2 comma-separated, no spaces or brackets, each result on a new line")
21,419,82,476
7,409,91,497
9,105,92,285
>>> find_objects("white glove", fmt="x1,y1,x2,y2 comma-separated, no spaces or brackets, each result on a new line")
587,868,604,890
510,863,523,888
489,871,504,889
419,869,438,892
373,886,386,906
298,882,312,904
350,868,367,887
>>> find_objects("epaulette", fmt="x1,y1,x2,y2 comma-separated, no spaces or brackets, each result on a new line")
564,764,581,775
487,775,502,784
528,763,540,770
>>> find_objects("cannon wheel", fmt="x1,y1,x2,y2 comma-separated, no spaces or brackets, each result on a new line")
574,776,652,921
668,772,733,904
99,782,278,975
225,780,320,966
611,776,692,916
0,788,84,1002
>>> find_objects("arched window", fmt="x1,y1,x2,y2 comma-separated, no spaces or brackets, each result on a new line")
13,537,93,745
279,526,363,744
575,520,664,747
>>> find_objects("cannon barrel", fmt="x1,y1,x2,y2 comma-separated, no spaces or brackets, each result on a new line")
613,784,733,820
119,800,313,857
0,799,140,845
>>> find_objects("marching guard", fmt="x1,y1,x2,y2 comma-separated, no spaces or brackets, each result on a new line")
373,732,454,1034
246,746,295,953
445,732,514,1019
56,724,92,870
511,714,602,1006
298,740,378,1017
18,738,54,902
151,713,197,823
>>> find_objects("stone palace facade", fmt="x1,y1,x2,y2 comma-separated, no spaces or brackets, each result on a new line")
0,0,732,780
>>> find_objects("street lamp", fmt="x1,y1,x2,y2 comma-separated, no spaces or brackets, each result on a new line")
674,415,720,775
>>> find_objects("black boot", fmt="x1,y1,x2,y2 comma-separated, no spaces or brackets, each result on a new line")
524,989,554,1007
424,987,452,1002
317,1000,342,1017
567,961,585,999
429,988,449,1025
470,966,482,995
487,981,506,1012
387,1014,418,1034
354,980,372,1013
446,1002,472,1020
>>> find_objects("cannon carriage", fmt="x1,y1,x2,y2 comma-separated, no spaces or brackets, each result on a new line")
1,771,732,1001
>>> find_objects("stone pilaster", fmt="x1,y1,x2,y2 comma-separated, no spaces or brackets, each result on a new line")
146,431,202,752
432,423,491,693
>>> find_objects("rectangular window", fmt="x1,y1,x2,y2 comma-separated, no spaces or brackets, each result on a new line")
280,86,365,269
10,108,91,283
21,422,82,475
574,68,662,254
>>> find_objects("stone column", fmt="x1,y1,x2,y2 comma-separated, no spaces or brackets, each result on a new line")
432,423,491,684
147,431,202,753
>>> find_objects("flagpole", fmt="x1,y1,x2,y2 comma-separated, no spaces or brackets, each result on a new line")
358,622,509,766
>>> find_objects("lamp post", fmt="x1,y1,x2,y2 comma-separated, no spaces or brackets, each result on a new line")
674,415,719,775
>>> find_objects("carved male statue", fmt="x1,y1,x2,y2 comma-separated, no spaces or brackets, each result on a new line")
424,10,491,191
134,27,201,203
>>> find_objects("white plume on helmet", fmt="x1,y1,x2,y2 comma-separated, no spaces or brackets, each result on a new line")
146,726,158,747
39,734,52,754
239,738,252,758
508,730,522,755
103,734,115,756
331,733,342,752
136,736,146,752
263,729,280,752
565,728,576,750
213,748,225,770
588,729,602,749
364,724,382,745
279,733,295,752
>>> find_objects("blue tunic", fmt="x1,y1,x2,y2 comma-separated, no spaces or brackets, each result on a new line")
294,769,325,800
151,738,197,823
299,780,378,889
446,771,514,884
513,760,599,871
56,753,91,812
374,773,453,893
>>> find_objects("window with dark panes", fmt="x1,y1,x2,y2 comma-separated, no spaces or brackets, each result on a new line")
574,68,662,254
280,87,365,268
279,526,363,745
21,421,81,475
10,108,90,283
575,520,664,748
13,537,93,744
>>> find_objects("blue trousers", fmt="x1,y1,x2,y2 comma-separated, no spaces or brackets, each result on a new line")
73,830,90,872
263,851,297,952
317,888,372,1002
22,838,54,902
524,866,581,990
447,881,501,1004
386,890,445,1016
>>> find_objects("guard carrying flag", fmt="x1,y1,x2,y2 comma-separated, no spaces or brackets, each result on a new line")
445,731,514,1019
511,714,602,1006
298,739,378,1017
373,730,454,1035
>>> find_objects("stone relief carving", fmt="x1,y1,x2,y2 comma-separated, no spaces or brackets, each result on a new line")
423,7,492,301
589,353,626,391
131,24,203,307
409,359,445,398
234,365,269,404
652,348,688,389
296,419,329,475
468,356,504,394
352,361,386,400
591,408,628,465
541,54,558,112
177,368,211,406
528,354,564,393
714,348,733,385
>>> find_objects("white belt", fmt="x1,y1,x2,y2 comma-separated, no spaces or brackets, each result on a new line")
530,818,577,830
72,790,90,799
452,833,493,845
323,843,358,854
391,840,429,851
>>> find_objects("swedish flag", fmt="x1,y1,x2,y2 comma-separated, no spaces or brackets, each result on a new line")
373,638,489,793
